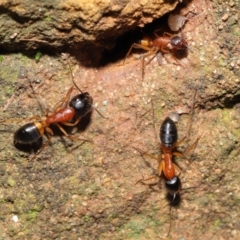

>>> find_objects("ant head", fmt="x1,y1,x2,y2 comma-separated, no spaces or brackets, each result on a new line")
165,176,182,195
170,36,188,50
165,176,182,206
68,63,106,119
69,93,93,118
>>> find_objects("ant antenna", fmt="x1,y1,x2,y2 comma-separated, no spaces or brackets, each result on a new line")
177,23,194,53
184,42,193,53
68,64,84,94
68,64,106,119
27,76,50,113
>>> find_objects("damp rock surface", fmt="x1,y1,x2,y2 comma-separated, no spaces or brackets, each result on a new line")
0,0,240,239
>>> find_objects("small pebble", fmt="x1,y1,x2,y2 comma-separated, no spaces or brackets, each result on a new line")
12,215,19,223
218,24,224,30
222,13,229,21
168,112,180,122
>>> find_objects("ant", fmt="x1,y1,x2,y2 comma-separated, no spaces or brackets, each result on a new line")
2,66,103,159
134,116,199,237
14,87,92,146
123,29,189,80
135,117,193,182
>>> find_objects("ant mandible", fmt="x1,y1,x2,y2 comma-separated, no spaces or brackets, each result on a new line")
123,30,189,80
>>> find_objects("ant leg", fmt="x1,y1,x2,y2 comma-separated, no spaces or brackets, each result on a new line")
59,118,80,127
27,77,50,113
184,136,201,156
171,137,186,149
157,159,164,176
162,32,174,38
171,136,200,160
55,122,91,143
0,115,42,124
123,43,152,65
153,29,171,38
160,46,171,54
134,147,163,184
156,52,163,65
172,151,184,157
52,86,75,112
141,48,158,80
168,49,185,67
172,163,181,176
133,147,160,162
29,116,42,121
166,195,174,238
163,51,184,67
55,123,73,139
136,175,159,185
29,127,54,161
186,89,198,141
173,56,184,67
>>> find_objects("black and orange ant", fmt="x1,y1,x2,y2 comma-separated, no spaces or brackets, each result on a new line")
14,81,93,146
134,115,200,237
135,117,193,182
1,66,104,158
123,29,190,80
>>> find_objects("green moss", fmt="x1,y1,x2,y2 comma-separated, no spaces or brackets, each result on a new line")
7,177,16,187
16,53,29,62
83,215,92,222
35,51,42,62
221,109,231,123
0,66,18,84
218,58,227,67
214,219,221,227
7,86,14,94
26,210,38,220
0,55,4,61
14,193,39,214
85,183,100,196
222,109,240,139
119,215,163,239
45,16,51,22
107,213,118,221
68,176,79,186
126,219,147,238
154,106,164,121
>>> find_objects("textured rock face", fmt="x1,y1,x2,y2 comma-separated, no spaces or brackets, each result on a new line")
0,0,178,51
0,0,240,239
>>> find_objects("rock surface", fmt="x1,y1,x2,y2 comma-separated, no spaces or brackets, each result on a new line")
0,0,240,239
0,0,178,51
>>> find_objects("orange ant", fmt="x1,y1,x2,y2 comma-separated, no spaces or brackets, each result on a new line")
2,66,104,158
124,30,190,80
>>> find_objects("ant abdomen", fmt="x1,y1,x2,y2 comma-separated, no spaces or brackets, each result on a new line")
160,117,178,147
14,122,43,145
